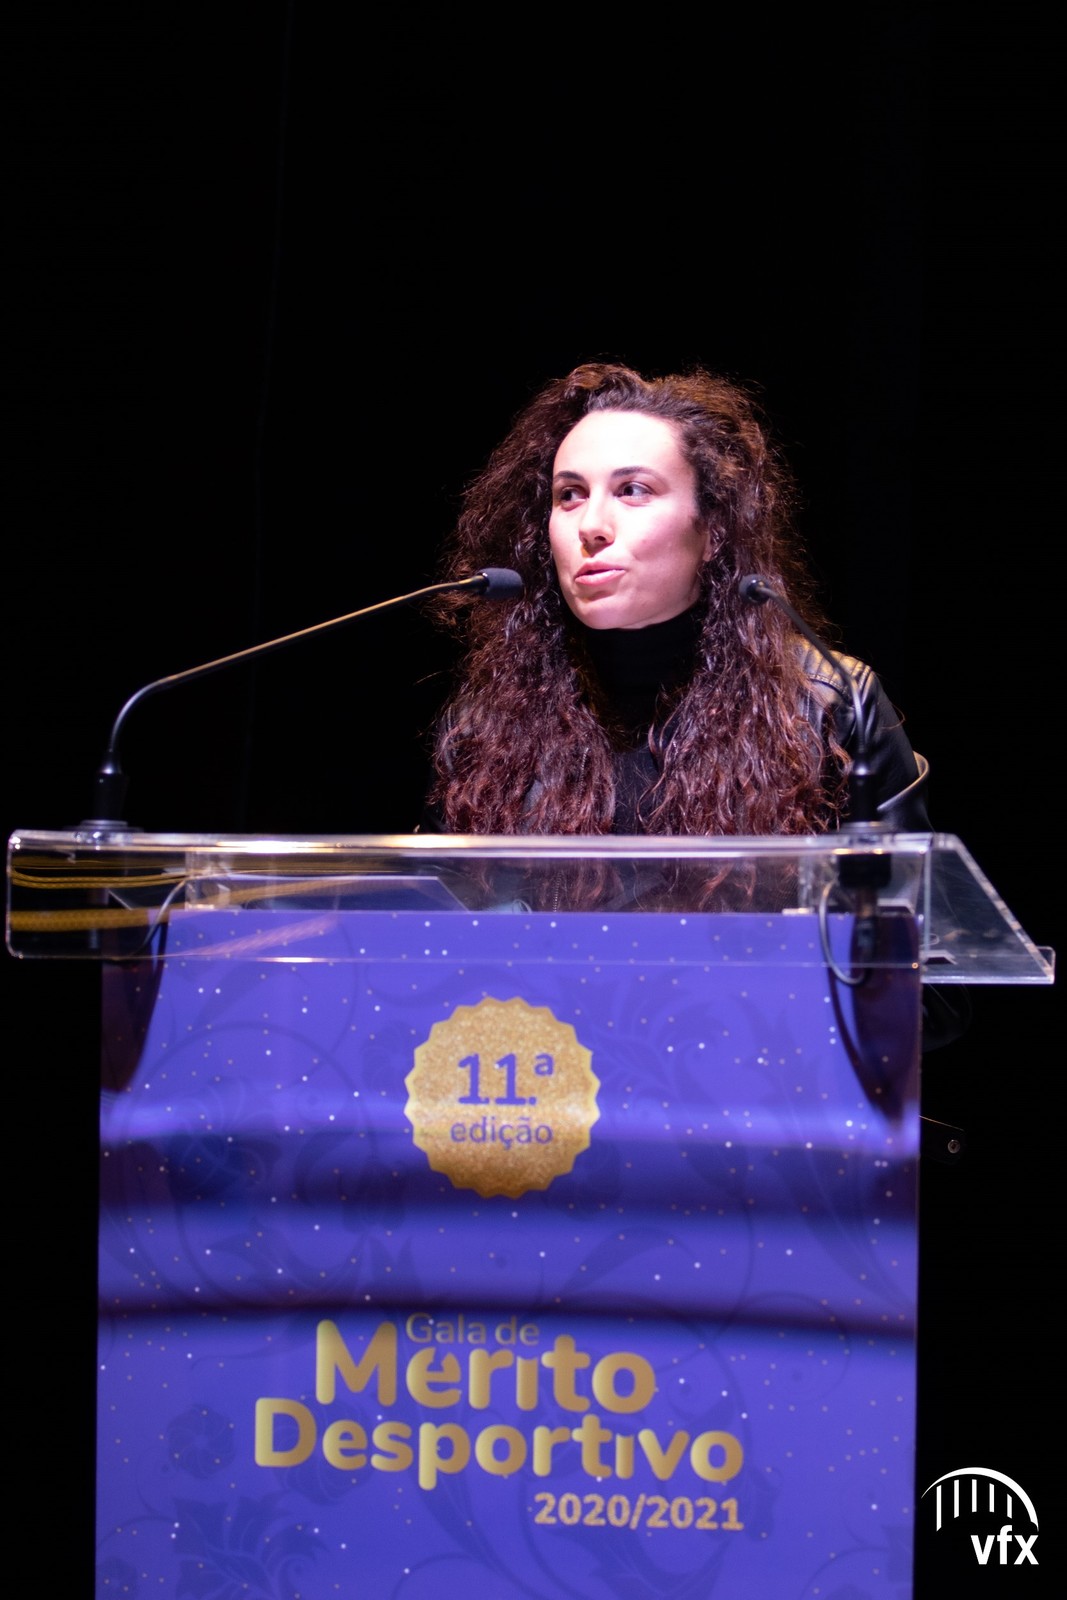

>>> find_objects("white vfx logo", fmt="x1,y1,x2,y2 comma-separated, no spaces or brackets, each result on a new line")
922,1467,1039,1566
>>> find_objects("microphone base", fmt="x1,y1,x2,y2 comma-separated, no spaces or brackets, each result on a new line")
73,819,144,841
836,820,893,893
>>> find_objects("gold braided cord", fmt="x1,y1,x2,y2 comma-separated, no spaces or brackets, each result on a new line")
9,867,187,890
11,906,159,931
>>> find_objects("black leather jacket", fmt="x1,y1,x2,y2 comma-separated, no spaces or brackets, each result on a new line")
798,646,931,829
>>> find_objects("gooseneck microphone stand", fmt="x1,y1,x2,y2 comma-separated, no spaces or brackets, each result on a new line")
83,568,524,830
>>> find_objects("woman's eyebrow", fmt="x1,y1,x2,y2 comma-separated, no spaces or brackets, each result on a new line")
553,464,661,483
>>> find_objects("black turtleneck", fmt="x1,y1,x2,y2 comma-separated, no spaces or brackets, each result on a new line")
571,606,703,832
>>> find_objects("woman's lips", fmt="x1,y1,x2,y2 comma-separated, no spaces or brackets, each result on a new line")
574,565,624,586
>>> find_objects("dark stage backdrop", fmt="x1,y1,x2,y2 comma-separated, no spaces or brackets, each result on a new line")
7,6,1057,1594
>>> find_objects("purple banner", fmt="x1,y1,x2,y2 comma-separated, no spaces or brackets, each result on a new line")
97,906,921,1598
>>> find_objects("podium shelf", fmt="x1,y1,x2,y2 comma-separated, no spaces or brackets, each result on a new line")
7,828,1054,983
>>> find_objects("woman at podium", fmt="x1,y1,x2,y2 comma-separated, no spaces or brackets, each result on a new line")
426,361,927,839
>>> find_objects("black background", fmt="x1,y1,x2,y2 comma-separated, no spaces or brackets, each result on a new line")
6,6,1058,1594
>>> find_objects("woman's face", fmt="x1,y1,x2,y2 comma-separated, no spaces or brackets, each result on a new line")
548,410,711,630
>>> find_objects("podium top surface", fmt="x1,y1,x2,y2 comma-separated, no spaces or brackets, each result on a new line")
6,827,1055,983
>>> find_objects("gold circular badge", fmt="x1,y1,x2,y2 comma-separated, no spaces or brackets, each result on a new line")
405,996,600,1199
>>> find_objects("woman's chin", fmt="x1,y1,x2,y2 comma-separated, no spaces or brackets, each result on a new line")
565,597,688,632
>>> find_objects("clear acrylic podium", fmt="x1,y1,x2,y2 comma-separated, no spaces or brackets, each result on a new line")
6,828,1054,1599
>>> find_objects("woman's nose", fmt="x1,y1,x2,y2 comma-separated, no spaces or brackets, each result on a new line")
578,495,615,547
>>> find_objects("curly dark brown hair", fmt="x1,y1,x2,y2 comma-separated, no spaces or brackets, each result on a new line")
430,361,846,837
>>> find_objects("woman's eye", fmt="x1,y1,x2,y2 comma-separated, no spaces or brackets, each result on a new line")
619,481,652,500
557,486,585,506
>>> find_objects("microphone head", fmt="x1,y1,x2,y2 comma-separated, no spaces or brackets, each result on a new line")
475,567,524,599
739,574,772,605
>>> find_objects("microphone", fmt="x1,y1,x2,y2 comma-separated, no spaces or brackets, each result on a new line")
84,568,523,829
740,573,891,974
739,574,880,827
473,567,525,599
